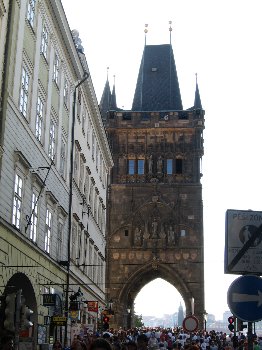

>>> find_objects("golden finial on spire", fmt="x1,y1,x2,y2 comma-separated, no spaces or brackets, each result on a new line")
144,24,148,46
169,21,173,44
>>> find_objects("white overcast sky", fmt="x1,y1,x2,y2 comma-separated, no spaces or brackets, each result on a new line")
61,0,262,320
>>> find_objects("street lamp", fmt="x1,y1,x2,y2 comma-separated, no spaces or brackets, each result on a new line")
127,306,131,329
108,299,113,314
64,71,89,347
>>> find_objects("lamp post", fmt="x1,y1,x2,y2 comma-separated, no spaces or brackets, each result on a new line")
127,307,131,329
203,311,208,332
108,299,113,314
64,72,89,347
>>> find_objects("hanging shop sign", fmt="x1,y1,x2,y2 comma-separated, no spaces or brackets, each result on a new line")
43,294,57,306
86,301,98,312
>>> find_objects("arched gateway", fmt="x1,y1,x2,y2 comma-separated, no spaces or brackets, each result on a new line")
101,42,205,329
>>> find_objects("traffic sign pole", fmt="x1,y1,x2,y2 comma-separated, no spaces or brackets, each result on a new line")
247,322,253,350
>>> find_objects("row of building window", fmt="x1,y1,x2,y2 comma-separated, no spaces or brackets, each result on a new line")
127,158,183,175
12,170,104,285
71,221,104,286
19,67,57,159
16,1,108,243
74,146,106,234
20,8,107,187
20,65,106,184
12,173,62,256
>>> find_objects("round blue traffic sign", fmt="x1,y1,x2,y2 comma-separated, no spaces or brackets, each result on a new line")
227,275,262,322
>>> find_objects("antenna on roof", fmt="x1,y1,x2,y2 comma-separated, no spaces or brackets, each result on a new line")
144,24,148,46
169,21,172,45
113,74,116,86
107,67,109,81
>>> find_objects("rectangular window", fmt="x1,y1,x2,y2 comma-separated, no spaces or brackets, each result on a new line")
57,221,63,260
12,174,23,229
36,96,44,142
83,234,88,275
30,191,38,242
60,140,66,177
27,0,36,27
77,91,81,121
82,111,86,134
48,121,56,160
77,225,81,262
94,193,97,221
95,146,98,170
74,147,80,180
71,222,77,262
138,159,144,175
128,160,135,175
53,53,59,85
176,159,183,174
92,133,95,159
89,245,93,280
167,159,173,175
89,183,94,208
41,24,48,59
84,174,89,200
79,158,84,191
93,252,98,283
86,116,90,146
99,155,102,179
19,67,29,117
45,209,52,253
63,79,69,108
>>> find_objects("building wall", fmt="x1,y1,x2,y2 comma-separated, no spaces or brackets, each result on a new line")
0,0,113,346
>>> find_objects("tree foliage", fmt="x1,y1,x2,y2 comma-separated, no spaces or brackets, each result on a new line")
134,313,144,328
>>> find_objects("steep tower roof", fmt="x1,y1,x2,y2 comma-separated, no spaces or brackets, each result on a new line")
132,44,183,111
100,78,111,120
110,77,117,110
194,77,202,109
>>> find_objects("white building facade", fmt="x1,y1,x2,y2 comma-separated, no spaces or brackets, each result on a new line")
0,0,113,348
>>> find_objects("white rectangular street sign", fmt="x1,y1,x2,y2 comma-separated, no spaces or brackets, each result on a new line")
225,209,262,274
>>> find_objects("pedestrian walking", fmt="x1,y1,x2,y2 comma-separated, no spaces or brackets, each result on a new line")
89,338,113,350
53,339,63,349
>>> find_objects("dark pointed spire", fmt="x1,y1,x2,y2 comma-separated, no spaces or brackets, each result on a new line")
100,67,111,120
194,73,202,109
110,75,117,110
132,44,183,111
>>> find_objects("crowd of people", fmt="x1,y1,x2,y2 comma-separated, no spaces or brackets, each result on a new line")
54,327,262,350
2,327,260,350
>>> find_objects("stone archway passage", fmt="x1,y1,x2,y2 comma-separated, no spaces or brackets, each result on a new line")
3,273,37,345
106,184,205,329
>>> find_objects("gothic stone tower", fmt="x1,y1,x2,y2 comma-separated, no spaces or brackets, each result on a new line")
101,43,205,328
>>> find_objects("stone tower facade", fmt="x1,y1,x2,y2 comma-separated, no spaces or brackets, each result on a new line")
101,43,205,328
